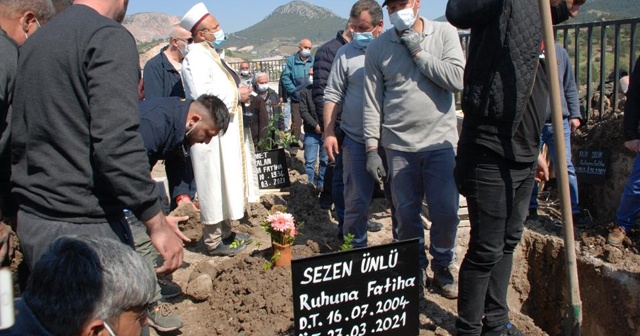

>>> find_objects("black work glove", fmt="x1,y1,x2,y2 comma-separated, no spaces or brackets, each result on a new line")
400,29,423,56
366,150,386,184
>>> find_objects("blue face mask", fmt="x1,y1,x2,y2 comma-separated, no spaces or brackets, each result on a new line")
211,29,226,48
353,31,374,49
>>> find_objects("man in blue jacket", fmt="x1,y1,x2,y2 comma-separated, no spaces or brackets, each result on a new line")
143,25,192,99
281,38,314,144
136,94,229,331
139,95,229,197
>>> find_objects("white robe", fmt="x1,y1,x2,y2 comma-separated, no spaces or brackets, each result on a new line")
182,42,259,224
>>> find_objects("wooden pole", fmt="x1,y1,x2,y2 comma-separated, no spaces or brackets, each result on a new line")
538,1,583,334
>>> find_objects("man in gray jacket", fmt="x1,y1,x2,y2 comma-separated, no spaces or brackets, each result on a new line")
363,0,465,299
324,0,386,249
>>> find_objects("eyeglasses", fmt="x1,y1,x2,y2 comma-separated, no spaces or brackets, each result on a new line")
175,37,193,44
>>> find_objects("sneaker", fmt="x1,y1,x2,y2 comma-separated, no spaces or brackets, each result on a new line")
147,301,184,332
572,212,593,228
367,221,383,232
432,265,458,299
205,232,249,257
158,278,181,299
481,322,525,336
526,208,539,221
226,232,252,244
607,226,627,247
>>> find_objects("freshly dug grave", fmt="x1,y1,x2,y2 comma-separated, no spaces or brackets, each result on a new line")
152,142,640,336
153,155,549,336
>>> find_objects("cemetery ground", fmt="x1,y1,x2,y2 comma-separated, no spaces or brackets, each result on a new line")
149,125,640,336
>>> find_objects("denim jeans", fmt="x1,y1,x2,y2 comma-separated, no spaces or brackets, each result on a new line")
283,99,291,131
303,132,328,188
341,136,398,247
617,153,640,232
455,147,536,335
385,147,459,270
529,119,580,213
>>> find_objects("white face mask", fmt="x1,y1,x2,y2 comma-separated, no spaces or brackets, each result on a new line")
185,120,200,137
24,17,42,40
180,43,189,58
300,49,311,58
257,84,269,92
389,0,417,31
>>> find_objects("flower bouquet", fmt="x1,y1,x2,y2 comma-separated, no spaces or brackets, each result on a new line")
262,206,297,267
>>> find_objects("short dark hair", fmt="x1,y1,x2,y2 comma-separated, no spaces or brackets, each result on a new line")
196,94,230,135
350,0,383,27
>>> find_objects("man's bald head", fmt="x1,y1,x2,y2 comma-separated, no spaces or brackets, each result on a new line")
169,24,191,40
298,38,312,59
299,38,312,48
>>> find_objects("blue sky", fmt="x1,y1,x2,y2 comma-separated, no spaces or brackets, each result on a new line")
127,0,449,33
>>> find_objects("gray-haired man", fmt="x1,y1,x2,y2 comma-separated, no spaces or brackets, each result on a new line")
2,235,155,335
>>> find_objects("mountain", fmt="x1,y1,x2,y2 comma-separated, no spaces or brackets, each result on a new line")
226,1,347,50
569,0,640,23
123,12,180,43
430,0,639,25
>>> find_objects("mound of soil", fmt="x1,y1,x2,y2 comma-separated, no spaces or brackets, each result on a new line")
170,204,202,245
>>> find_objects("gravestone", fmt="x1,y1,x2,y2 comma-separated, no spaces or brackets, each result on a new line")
575,149,610,184
292,240,421,336
256,148,291,189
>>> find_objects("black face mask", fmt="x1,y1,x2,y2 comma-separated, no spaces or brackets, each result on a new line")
551,1,570,25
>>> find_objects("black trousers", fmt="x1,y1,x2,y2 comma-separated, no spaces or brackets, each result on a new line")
454,147,536,335
290,101,302,143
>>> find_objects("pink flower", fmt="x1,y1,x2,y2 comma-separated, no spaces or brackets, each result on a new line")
267,212,295,233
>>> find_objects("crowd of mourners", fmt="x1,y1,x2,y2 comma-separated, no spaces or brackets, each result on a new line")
1,0,639,335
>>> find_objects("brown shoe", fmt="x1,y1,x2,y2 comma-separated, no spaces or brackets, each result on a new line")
607,226,626,247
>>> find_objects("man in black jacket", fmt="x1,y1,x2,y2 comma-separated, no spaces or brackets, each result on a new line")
313,22,352,220
446,0,583,334
300,68,328,189
11,0,187,274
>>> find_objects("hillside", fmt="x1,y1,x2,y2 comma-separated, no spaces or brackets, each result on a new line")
434,0,639,25
569,0,640,23
226,1,347,50
123,12,180,43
